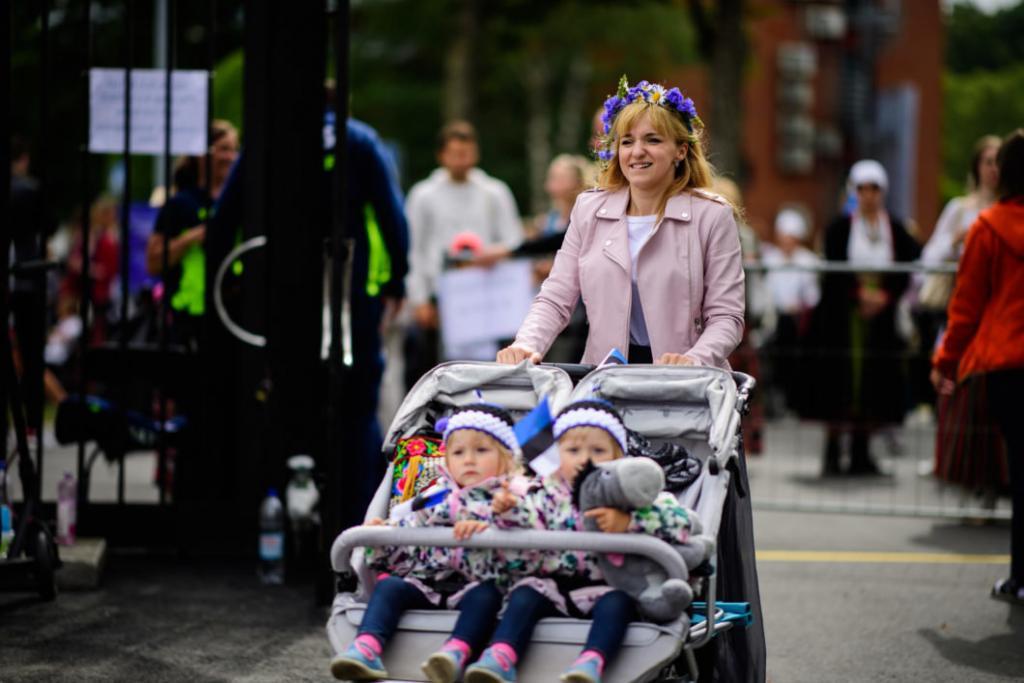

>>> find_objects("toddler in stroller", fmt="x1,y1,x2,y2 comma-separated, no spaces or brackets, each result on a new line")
465,398,700,683
330,402,532,681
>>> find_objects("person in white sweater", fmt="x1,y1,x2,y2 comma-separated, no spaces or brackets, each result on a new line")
403,121,522,377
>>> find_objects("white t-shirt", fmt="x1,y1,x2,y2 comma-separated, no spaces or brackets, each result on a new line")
626,215,657,345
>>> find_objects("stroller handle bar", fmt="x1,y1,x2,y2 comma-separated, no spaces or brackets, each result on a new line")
541,362,755,415
331,526,689,582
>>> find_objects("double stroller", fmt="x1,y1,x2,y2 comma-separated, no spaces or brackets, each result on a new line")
328,361,764,682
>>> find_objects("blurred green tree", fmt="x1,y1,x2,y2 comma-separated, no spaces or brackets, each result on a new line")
941,2,1024,204
349,0,699,215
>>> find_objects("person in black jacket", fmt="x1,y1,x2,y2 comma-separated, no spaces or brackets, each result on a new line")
803,160,921,475
9,136,57,431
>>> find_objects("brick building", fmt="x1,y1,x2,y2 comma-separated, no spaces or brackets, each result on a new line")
668,0,942,245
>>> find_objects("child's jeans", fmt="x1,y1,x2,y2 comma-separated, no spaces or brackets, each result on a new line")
358,576,502,652
490,585,636,660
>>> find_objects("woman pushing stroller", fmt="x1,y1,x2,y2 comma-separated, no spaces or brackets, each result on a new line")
498,76,745,368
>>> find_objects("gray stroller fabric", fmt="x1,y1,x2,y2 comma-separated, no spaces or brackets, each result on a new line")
572,365,766,683
382,360,575,452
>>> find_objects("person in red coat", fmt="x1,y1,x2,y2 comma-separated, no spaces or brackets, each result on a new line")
932,129,1024,605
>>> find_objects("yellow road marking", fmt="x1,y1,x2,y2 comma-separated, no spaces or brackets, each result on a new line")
757,550,1009,565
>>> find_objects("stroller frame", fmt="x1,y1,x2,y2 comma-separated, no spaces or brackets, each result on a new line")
328,360,757,682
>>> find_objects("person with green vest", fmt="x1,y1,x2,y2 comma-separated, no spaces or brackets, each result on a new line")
334,116,410,525
146,120,239,349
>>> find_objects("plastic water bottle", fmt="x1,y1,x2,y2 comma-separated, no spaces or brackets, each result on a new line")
0,460,14,558
258,488,285,584
57,471,77,546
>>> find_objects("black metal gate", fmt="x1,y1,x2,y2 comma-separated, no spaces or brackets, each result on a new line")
5,1,353,597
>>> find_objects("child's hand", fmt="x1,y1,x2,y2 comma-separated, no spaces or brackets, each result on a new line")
584,507,631,533
366,517,386,526
492,482,518,514
453,520,489,540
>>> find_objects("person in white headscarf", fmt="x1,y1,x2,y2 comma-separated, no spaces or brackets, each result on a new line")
801,160,921,475
761,208,821,415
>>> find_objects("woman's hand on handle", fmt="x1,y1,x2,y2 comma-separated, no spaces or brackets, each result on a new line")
657,353,697,366
496,345,541,365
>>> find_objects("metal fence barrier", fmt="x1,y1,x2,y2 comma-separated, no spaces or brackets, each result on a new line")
740,259,1011,521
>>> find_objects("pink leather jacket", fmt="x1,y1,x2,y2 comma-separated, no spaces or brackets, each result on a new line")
514,187,745,368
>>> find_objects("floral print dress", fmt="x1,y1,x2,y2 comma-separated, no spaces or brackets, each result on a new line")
366,470,532,606
499,471,700,615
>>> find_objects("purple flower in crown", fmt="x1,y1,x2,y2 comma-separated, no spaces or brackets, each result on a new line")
664,87,685,111
597,148,615,161
664,87,699,129
626,80,650,103
602,95,625,134
680,97,697,119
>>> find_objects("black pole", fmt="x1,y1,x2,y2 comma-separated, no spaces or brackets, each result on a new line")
1,0,11,473
203,0,214,203
321,0,351,603
76,0,94,522
244,0,328,573
157,0,175,507
33,0,50,501
117,0,134,506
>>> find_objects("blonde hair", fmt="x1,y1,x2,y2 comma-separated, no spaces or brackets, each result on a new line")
550,153,597,190
968,134,1001,191
557,426,625,460
598,101,716,217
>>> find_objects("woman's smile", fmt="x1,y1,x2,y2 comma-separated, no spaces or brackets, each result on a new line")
618,112,684,192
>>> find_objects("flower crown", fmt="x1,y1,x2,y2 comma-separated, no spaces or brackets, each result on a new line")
596,75,702,162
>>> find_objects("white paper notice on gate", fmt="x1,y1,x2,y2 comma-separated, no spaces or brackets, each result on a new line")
89,68,208,155
438,260,535,349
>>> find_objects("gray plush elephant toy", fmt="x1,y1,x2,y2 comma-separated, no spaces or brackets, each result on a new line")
573,456,694,623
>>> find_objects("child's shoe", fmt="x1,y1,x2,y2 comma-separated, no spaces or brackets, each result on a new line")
560,650,604,683
329,638,388,680
421,640,470,683
465,644,517,683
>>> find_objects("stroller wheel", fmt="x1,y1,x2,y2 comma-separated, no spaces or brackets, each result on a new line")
31,527,58,601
